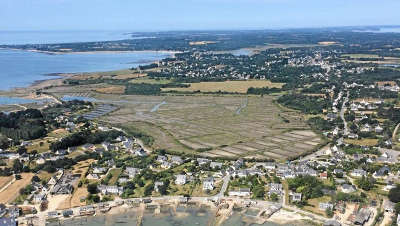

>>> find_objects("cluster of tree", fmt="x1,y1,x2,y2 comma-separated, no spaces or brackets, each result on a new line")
343,146,380,155
19,184,35,196
34,158,76,173
378,106,400,124
389,185,400,203
247,87,281,95
349,87,398,99
0,109,46,141
277,94,329,114
308,117,335,131
301,83,330,94
50,130,123,151
287,175,325,200
355,176,376,191
335,192,365,203
124,82,189,95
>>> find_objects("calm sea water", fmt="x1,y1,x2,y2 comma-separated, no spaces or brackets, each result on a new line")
354,27,400,33
0,30,134,45
0,49,170,90
48,208,309,226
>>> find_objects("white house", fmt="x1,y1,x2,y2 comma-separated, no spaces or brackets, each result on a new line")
351,169,367,177
228,188,251,197
93,167,107,174
175,174,187,185
125,167,141,178
154,181,164,192
98,185,123,195
202,177,215,191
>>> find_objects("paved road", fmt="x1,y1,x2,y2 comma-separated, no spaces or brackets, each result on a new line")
215,175,230,198
393,123,400,141
340,91,349,136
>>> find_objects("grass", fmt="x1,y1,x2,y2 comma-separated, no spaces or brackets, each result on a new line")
0,176,13,188
129,77,172,84
344,138,379,146
70,187,89,207
96,85,125,94
38,171,53,183
342,54,380,59
162,80,284,93
0,173,33,204
107,168,122,185
303,195,331,217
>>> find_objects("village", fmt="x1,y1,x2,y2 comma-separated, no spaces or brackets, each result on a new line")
0,29,399,226
0,88,396,226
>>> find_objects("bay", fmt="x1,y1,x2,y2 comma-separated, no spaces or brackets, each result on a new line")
0,30,133,45
0,49,171,90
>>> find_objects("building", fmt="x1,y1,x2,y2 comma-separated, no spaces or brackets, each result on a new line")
351,169,367,177
171,156,184,165
383,199,395,213
156,155,168,163
354,208,371,225
93,167,107,174
228,188,251,197
290,192,302,202
341,184,356,193
324,220,341,226
175,174,187,185
319,202,334,210
98,185,123,195
373,165,390,178
202,177,215,191
210,162,223,169
269,183,283,196
125,167,141,178
197,158,211,166
86,174,100,180
154,181,164,192
397,214,400,225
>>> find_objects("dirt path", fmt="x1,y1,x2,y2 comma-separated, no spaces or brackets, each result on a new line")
0,177,15,193
392,123,400,141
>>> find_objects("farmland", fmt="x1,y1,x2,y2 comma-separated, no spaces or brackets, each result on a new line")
47,88,323,161
162,80,284,93
0,173,33,204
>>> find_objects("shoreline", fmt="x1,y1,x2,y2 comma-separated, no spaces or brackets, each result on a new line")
0,48,177,96
0,47,181,56
45,201,312,226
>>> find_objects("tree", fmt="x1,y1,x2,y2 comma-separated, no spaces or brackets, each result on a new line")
356,176,375,191
144,183,154,197
12,159,23,173
395,202,400,214
252,186,265,199
325,208,334,217
87,183,98,194
389,185,400,203
31,176,40,183
270,193,279,202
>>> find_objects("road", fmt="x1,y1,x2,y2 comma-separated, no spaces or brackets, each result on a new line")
392,123,400,141
214,175,230,198
340,91,349,136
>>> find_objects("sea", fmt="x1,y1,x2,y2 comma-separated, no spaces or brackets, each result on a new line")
46,207,307,226
0,31,171,92
0,49,171,91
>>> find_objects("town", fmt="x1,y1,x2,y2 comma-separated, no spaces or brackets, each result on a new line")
0,29,400,226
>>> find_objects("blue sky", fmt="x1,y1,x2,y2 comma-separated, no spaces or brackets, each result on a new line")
1,0,399,31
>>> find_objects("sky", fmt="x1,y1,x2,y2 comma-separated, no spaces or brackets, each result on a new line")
1,0,399,31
